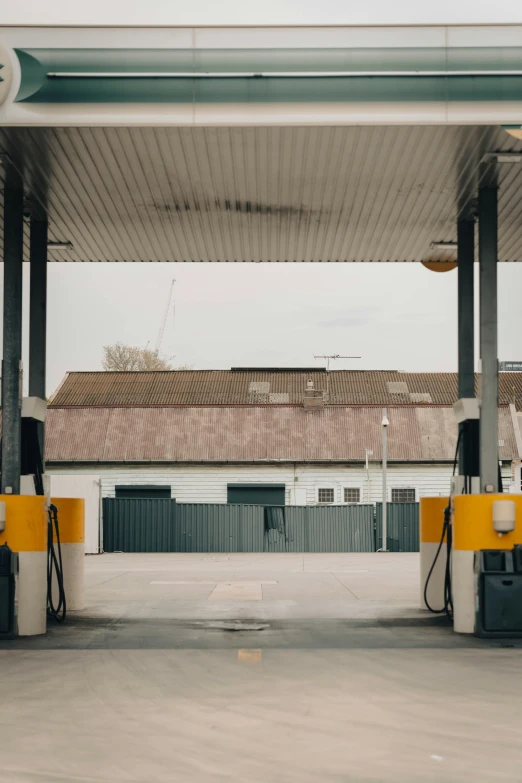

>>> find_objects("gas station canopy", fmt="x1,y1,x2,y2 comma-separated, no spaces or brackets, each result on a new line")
0,125,522,263
1,24,522,262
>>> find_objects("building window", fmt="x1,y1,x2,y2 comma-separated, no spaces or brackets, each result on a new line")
343,487,361,504
318,488,335,504
391,488,416,503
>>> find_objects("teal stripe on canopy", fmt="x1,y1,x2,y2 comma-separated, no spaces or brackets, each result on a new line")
15,47,522,104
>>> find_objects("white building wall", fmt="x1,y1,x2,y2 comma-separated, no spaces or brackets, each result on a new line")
49,474,101,554
47,462,514,507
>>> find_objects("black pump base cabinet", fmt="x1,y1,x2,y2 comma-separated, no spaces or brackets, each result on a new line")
475,548,522,638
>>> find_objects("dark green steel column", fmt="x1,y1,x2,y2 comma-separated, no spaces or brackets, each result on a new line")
29,216,48,456
457,219,477,477
1,163,24,494
478,187,499,492
458,220,475,398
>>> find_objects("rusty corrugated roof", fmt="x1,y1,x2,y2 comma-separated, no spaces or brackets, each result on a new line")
49,370,522,410
45,405,519,464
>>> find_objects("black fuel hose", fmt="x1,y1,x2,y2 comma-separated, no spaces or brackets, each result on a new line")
423,505,452,616
423,430,461,618
47,504,66,622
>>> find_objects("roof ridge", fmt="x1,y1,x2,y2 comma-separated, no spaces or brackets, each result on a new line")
64,368,463,376
51,370,522,411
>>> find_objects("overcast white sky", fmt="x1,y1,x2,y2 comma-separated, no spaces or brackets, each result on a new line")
12,261,520,394
1,0,521,26
3,2,522,394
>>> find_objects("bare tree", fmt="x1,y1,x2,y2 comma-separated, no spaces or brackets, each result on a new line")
137,348,175,371
102,343,174,371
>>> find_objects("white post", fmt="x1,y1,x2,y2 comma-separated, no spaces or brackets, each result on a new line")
381,409,389,552
365,449,371,504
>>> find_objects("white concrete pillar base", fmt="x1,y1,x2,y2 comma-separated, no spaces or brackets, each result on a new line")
17,551,47,636
452,549,476,634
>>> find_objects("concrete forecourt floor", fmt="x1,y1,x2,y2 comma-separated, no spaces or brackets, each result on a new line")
1,552,521,782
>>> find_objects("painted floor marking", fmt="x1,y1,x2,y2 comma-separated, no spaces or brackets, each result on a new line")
149,580,278,586
238,649,263,663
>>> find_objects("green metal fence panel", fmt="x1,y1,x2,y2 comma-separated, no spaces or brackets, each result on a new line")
238,505,265,552
103,499,265,553
176,504,233,552
263,505,374,553
102,498,175,552
375,503,420,552
175,504,264,552
285,508,309,551
103,499,375,553
263,506,290,552
302,505,374,553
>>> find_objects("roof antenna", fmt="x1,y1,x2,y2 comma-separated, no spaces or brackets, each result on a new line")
314,354,361,373
313,354,361,401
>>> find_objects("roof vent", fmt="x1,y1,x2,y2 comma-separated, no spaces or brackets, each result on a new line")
303,380,324,410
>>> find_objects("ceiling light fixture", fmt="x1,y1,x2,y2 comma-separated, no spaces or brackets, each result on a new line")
483,151,522,164
430,241,457,251
495,153,522,163
503,125,522,141
47,241,73,250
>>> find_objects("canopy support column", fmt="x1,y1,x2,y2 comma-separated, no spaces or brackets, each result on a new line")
29,216,48,457
457,219,478,479
1,162,24,495
478,186,499,492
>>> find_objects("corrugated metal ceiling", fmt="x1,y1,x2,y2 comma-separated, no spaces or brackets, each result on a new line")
1,124,522,262
49,370,522,409
45,405,519,463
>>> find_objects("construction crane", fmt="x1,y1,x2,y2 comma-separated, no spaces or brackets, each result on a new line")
155,279,176,354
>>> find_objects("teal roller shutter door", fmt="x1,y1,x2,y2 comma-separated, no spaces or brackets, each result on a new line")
115,485,171,499
227,484,285,506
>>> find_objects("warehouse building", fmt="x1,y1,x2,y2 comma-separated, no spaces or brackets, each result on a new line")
45,369,522,551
